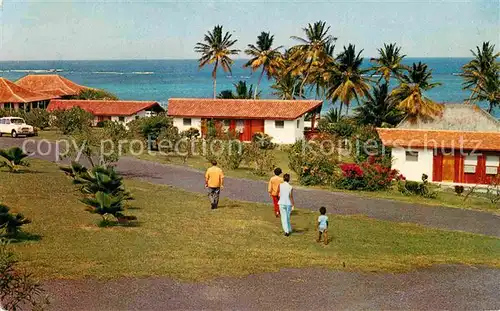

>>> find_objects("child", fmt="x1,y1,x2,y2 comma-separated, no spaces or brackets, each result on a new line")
317,206,328,245
268,167,283,217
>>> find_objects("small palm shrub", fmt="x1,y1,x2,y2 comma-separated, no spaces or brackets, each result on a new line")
398,174,437,198
0,147,29,173
0,204,31,237
81,191,135,226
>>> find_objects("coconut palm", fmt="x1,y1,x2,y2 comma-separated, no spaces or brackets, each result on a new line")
290,21,336,97
270,50,304,100
0,147,29,173
327,44,370,116
194,25,240,98
354,83,404,127
217,81,260,99
244,32,283,98
391,62,443,120
370,43,407,84
461,42,499,112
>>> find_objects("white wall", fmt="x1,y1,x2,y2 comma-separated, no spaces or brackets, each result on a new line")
173,117,202,132
265,119,300,144
392,147,434,182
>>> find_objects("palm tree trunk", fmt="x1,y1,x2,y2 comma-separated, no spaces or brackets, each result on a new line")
338,102,343,121
345,102,350,116
299,61,313,98
254,68,265,99
212,61,218,99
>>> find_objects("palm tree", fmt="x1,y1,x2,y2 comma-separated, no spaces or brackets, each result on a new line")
244,32,283,99
327,44,370,117
217,81,260,99
194,25,240,98
290,21,336,97
0,147,29,173
270,49,304,100
370,43,407,84
354,83,404,126
391,62,443,120
461,42,499,112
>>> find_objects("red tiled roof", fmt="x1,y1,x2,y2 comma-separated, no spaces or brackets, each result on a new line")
167,98,323,120
47,100,164,116
16,74,88,97
377,128,500,151
0,78,55,103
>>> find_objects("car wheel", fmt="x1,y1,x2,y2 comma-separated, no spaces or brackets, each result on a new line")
11,130,17,138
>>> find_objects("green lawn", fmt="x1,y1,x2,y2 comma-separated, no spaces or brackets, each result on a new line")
0,159,499,281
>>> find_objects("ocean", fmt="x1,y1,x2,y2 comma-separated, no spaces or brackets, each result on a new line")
0,58,493,114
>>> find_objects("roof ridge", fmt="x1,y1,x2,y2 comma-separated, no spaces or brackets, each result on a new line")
378,128,500,134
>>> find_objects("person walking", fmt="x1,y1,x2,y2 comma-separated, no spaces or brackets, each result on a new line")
277,173,294,236
205,160,224,209
268,167,283,217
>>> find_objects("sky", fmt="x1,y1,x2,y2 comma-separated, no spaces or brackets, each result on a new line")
0,0,498,61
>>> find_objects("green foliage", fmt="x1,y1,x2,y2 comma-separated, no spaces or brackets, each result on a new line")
398,174,437,198
71,88,119,100
244,133,277,176
0,240,49,311
251,132,275,150
0,205,31,237
336,156,400,191
128,114,173,141
350,126,390,163
0,147,30,173
288,137,338,185
354,83,404,127
51,107,93,135
20,109,51,130
318,118,356,138
180,127,200,139
81,191,130,225
217,80,261,99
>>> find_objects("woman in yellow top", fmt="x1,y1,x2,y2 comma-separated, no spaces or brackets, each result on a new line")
205,160,224,209
268,167,283,217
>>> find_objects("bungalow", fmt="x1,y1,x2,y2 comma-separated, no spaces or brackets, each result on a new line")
16,74,88,98
377,104,500,185
0,77,55,111
167,98,323,144
47,99,164,126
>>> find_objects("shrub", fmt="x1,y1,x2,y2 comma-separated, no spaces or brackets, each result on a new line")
318,118,356,139
72,88,119,100
0,147,30,173
398,174,437,198
454,185,465,196
288,137,338,186
180,127,200,139
51,107,93,135
0,205,31,237
336,163,366,190
20,109,51,130
251,132,275,150
336,156,400,191
0,240,50,310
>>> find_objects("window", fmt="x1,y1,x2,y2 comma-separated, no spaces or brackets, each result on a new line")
405,151,419,162
118,116,125,122
485,155,499,175
183,118,192,126
275,120,284,128
464,154,478,173
297,119,300,129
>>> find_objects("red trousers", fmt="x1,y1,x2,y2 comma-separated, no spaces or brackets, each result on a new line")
271,196,280,216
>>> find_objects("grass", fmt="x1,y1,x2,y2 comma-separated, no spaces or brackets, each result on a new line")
0,159,499,281
33,129,498,213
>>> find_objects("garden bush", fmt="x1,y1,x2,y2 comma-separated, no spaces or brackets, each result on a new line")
288,136,338,186
350,126,390,163
0,240,49,310
20,109,51,130
245,132,276,176
397,174,437,198
51,107,93,135
0,147,30,173
336,156,400,191
0,204,31,237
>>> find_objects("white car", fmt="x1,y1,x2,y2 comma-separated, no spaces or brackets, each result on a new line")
0,117,36,138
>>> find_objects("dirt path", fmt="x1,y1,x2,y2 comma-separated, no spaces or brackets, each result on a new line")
45,265,500,310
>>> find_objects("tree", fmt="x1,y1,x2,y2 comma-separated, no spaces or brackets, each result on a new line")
327,44,370,116
217,80,260,99
391,62,443,120
270,50,304,100
0,147,29,173
370,43,407,84
50,106,93,135
71,89,119,100
354,83,404,127
290,21,336,97
244,31,283,98
461,42,499,113
194,25,240,98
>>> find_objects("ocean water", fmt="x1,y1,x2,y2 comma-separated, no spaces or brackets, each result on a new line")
0,58,493,114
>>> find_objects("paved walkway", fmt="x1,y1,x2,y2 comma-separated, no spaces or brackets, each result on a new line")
0,137,499,237
45,265,500,310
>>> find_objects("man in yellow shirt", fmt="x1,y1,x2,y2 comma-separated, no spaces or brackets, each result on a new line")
205,160,224,209
268,167,283,217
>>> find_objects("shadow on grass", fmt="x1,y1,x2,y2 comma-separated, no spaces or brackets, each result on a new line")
1,231,42,243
